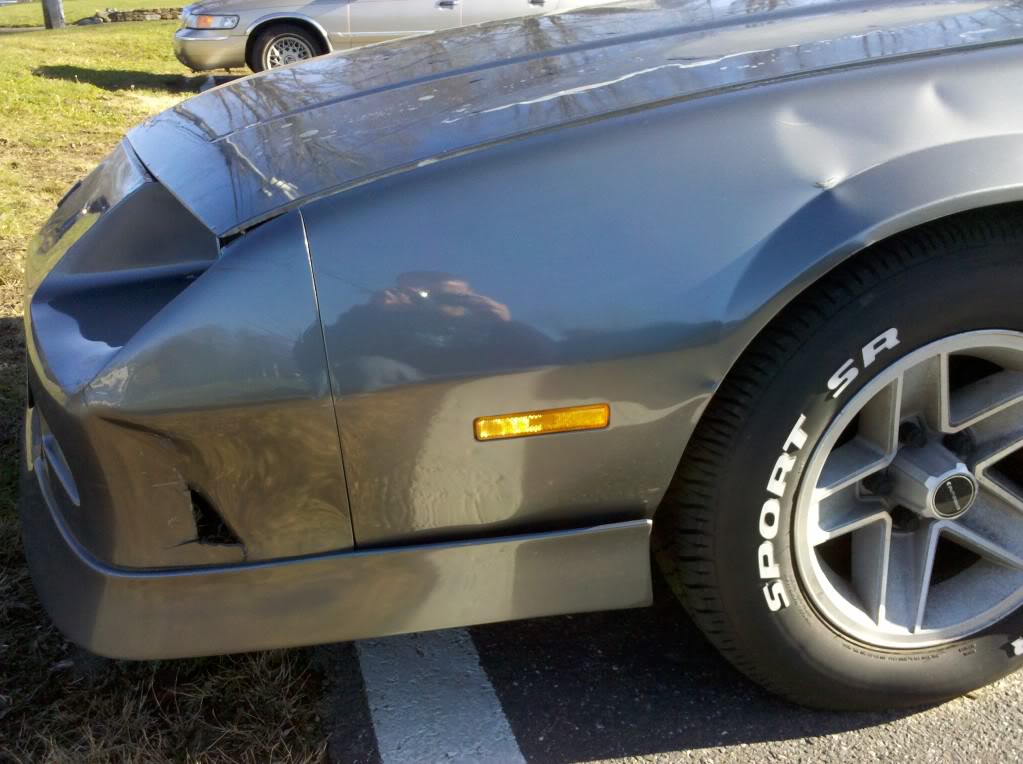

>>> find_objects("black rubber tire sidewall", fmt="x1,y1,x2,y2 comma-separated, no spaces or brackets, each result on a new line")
711,237,1023,709
250,24,322,73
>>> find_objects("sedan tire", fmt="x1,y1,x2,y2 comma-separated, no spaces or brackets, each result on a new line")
250,23,323,72
656,206,1023,709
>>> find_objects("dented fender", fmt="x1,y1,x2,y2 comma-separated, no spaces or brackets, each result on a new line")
731,134,1023,338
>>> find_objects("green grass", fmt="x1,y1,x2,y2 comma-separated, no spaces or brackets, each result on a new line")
0,22,201,316
0,23,329,763
0,0,175,28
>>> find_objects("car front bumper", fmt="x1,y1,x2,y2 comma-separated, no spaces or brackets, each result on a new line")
174,28,248,71
20,420,652,659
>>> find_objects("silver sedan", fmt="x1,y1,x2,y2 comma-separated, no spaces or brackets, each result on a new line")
174,0,609,71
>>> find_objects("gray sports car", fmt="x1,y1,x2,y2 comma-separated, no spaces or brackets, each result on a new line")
21,0,1023,710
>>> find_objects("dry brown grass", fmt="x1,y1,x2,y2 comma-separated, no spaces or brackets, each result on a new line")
0,23,330,762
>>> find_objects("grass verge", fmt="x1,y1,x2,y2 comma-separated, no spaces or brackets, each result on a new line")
0,0,172,28
0,23,329,762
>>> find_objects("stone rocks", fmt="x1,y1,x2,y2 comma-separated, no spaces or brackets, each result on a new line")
76,6,182,24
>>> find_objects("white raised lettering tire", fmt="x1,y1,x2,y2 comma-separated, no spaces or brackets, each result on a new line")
654,207,1023,709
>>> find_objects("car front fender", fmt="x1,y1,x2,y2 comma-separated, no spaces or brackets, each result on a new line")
729,133,1023,348
245,11,335,51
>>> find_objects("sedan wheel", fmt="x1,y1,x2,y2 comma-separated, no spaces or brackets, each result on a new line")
250,24,323,72
265,35,315,69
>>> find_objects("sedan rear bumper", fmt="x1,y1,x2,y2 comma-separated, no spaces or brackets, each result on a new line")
174,28,247,71
19,422,653,659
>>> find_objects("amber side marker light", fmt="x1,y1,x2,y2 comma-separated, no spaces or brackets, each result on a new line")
473,403,610,441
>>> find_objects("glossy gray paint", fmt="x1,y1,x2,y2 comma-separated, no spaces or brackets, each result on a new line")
20,446,652,658
297,6,1023,544
130,0,1023,237
20,0,1023,657
26,190,355,567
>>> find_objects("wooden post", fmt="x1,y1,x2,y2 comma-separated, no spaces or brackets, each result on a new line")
41,0,65,29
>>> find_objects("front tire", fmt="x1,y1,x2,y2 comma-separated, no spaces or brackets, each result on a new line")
249,24,323,72
656,207,1023,709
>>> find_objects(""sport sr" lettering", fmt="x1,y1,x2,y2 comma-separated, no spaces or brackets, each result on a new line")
759,414,808,612
758,328,901,614
827,329,900,399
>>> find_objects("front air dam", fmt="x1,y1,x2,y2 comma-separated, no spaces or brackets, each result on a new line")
19,445,652,659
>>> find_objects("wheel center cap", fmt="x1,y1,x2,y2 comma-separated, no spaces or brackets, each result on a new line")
932,473,977,518
888,444,979,521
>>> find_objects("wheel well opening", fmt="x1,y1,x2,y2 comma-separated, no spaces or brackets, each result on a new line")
651,201,1023,540
246,18,330,67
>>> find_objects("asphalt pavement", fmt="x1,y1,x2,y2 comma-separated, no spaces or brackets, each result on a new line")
319,581,1023,764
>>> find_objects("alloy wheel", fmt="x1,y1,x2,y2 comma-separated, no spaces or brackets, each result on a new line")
265,35,315,68
794,331,1023,648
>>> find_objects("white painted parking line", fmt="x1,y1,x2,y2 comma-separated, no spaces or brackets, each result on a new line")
356,628,526,764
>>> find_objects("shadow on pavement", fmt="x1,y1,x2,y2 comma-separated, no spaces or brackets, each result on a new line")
470,575,921,763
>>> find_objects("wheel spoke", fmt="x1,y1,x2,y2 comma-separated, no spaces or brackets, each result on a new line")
816,378,901,498
899,354,947,433
884,523,938,632
809,485,887,545
968,399,1023,474
959,489,1023,546
267,37,313,69
858,375,903,453
948,370,1023,430
976,444,1023,515
808,485,891,624
815,442,887,498
850,518,891,625
809,486,891,624
942,515,1023,571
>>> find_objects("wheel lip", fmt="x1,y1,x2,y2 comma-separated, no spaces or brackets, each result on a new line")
263,33,315,69
793,329,1023,650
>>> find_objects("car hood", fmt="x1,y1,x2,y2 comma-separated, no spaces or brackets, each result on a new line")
129,0,1023,236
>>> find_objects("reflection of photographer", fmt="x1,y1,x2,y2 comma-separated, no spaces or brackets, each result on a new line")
372,272,512,323
327,271,555,393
